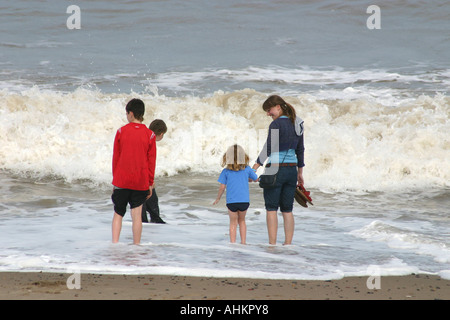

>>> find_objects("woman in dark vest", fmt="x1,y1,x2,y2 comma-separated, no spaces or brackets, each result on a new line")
253,95,305,245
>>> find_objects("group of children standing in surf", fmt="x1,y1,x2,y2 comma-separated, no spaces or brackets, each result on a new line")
111,95,305,246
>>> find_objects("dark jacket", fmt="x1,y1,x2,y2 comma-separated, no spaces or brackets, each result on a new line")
257,116,304,168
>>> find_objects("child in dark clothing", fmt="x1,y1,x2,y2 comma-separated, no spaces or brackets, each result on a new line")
252,95,305,245
142,119,167,224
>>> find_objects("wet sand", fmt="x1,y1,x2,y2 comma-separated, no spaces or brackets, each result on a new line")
0,272,448,300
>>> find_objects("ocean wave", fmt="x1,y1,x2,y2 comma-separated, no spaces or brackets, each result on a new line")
0,86,448,192
2,64,448,100
142,65,449,101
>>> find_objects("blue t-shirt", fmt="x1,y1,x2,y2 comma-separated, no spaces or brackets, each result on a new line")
217,166,258,204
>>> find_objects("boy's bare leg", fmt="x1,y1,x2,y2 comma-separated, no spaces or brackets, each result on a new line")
112,212,123,243
131,205,143,245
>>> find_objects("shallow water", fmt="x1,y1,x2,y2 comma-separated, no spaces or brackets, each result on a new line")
0,172,448,280
0,0,449,280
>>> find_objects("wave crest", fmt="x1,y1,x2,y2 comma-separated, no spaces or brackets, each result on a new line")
0,87,448,192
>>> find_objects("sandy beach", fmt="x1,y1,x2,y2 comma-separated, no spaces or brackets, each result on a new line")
0,272,448,301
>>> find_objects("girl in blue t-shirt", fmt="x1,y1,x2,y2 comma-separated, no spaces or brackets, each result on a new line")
213,144,258,244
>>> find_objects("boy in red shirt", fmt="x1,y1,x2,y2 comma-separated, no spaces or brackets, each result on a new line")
111,98,156,245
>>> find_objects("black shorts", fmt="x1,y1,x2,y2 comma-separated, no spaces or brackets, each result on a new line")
226,202,250,212
111,187,149,217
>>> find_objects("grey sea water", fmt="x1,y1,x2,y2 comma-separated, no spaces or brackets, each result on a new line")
0,0,449,279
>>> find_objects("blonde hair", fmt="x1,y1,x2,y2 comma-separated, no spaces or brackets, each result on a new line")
221,144,250,171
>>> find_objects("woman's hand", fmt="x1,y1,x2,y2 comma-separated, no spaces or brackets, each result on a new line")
297,167,304,186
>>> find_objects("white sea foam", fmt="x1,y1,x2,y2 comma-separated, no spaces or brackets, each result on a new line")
1,86,448,192
349,221,450,264
145,65,448,102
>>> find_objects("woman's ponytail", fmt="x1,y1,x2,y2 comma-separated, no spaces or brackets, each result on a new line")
281,102,296,124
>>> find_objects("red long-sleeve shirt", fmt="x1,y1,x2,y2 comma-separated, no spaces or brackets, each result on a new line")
112,122,156,191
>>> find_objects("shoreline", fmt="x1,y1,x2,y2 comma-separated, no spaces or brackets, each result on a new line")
0,271,448,300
